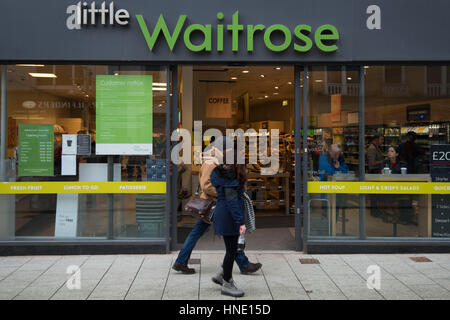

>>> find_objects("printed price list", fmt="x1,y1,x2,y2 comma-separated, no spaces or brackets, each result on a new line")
18,124,54,176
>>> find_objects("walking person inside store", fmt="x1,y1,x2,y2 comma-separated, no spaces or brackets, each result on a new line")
210,145,248,297
172,136,262,275
367,134,385,218
367,134,385,174
399,131,423,174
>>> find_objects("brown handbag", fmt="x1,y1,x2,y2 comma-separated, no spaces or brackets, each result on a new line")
184,185,215,224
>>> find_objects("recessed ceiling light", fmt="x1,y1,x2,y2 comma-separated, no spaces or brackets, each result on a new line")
264,95,269,98
364,66,369,69
28,73,57,78
287,81,292,85
274,86,279,90
260,74,265,78
231,77,237,80
315,79,323,83
273,92,279,95
153,82,167,86
242,70,249,73
16,64,45,67
347,77,352,80
274,67,281,70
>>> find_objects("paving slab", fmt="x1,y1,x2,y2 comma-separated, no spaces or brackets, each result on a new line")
0,253,449,300
407,284,450,299
257,254,309,300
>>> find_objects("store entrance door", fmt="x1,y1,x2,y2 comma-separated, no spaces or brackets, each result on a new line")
176,65,299,251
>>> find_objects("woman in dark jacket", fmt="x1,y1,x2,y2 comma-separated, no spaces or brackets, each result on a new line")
383,145,406,174
210,162,247,297
381,145,408,224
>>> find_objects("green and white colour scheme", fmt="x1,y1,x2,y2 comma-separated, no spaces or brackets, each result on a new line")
18,124,54,177
96,75,153,155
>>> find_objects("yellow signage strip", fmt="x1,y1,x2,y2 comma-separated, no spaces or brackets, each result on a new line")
308,181,450,194
0,182,166,194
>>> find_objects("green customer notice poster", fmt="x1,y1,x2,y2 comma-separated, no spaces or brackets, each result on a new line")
96,75,153,155
18,124,54,177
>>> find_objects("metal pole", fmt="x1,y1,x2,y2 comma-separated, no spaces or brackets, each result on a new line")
1,66,7,181
107,155,114,240
106,66,115,240
359,66,366,240
165,65,171,253
302,66,309,252
170,65,178,251
294,66,302,251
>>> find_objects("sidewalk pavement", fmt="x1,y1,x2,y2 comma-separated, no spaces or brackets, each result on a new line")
0,251,450,300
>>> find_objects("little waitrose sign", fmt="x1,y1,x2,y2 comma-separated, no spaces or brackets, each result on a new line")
66,2,339,53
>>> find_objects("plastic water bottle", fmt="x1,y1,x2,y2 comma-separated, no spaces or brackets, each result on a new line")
237,234,245,253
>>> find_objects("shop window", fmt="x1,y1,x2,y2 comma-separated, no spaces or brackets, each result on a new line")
2,64,168,240
364,65,450,239
307,66,360,238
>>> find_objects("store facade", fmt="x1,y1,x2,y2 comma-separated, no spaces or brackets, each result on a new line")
0,0,450,254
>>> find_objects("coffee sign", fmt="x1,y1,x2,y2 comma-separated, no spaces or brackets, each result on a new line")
205,82,232,118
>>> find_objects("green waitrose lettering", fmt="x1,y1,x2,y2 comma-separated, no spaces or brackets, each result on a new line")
136,11,339,53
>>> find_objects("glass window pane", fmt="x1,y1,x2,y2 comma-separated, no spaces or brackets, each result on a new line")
364,65,450,238
5,64,168,240
307,66,360,238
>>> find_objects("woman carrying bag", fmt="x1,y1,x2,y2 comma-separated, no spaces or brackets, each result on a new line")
210,152,247,298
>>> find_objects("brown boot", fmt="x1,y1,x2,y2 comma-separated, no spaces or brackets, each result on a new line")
172,263,195,274
240,262,262,274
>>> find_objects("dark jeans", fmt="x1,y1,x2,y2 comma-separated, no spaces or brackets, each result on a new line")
222,235,239,282
175,218,250,270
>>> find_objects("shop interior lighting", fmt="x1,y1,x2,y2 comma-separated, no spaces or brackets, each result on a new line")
274,86,279,89
347,77,352,80
315,79,323,82
274,67,281,70
16,64,45,67
152,82,167,91
260,74,265,78
242,70,249,73
231,77,237,80
28,73,57,78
